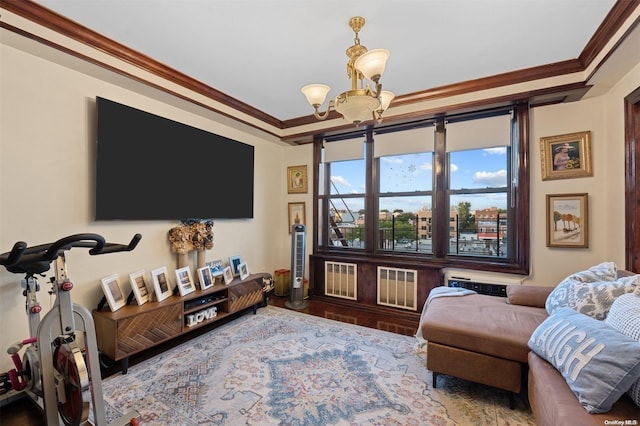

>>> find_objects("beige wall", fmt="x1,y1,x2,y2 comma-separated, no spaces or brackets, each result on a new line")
526,61,640,286
1,30,639,373
0,41,294,372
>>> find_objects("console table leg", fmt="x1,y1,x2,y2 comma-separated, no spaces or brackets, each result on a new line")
121,357,129,375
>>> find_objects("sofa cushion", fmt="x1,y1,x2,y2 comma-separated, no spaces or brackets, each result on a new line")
606,293,640,408
528,307,640,413
545,273,639,320
506,285,554,308
421,293,547,363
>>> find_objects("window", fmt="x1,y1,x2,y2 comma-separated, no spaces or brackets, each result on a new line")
314,105,529,274
446,113,512,258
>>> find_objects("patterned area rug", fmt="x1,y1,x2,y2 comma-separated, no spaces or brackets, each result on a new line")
96,306,535,425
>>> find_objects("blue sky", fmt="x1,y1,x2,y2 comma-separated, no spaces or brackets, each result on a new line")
330,147,508,214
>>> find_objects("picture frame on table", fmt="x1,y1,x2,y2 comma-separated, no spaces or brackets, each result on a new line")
546,193,589,248
151,266,173,302
229,255,243,277
100,274,127,312
197,266,214,290
540,131,592,181
287,165,308,194
238,262,250,280
128,270,150,305
288,202,306,233
223,266,234,285
175,266,196,296
207,259,224,277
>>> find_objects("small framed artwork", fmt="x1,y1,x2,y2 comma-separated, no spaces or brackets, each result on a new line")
175,266,196,296
238,262,250,280
100,274,127,312
128,270,150,305
223,266,234,285
546,193,589,248
207,259,224,277
288,202,306,233
151,266,173,302
287,165,308,194
540,131,592,180
198,266,214,290
229,255,243,277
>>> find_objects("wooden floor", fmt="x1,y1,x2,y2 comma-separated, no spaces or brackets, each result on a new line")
0,295,419,425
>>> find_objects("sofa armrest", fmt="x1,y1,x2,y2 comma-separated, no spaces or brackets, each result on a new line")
506,285,554,308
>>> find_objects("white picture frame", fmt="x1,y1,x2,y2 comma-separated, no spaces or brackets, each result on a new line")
238,262,249,280
223,266,234,285
207,259,224,277
229,255,243,277
128,270,150,305
151,266,173,302
175,266,196,296
197,266,214,290
100,274,127,312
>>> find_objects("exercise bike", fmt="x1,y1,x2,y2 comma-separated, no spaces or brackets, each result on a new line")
0,233,142,425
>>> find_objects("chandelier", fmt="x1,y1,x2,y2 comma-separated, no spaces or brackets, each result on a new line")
301,16,394,126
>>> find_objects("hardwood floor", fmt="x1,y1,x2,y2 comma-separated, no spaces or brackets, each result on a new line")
0,295,420,425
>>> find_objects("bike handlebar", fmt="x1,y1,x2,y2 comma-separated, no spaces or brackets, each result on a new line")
0,233,142,274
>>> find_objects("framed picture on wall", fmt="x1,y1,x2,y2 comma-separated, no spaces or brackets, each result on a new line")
546,193,589,248
288,202,306,234
100,274,127,312
540,131,592,180
287,165,308,194
128,270,151,305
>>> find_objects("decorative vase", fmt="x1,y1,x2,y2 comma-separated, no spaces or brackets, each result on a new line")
178,253,188,269
197,250,206,269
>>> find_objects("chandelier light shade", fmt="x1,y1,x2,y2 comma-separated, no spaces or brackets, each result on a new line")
354,49,390,82
301,16,393,125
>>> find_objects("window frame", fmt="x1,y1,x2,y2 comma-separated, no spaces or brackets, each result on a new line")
313,103,530,275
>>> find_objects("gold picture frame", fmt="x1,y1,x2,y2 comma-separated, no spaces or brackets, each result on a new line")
546,193,588,248
287,165,308,194
540,131,592,180
288,202,306,233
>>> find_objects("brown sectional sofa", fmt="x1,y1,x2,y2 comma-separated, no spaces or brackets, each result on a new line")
420,284,640,422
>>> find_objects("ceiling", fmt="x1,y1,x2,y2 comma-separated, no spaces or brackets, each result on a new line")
35,0,618,122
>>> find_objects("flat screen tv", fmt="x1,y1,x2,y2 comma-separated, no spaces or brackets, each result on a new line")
95,97,254,220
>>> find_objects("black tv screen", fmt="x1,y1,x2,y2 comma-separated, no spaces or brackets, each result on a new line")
95,97,254,220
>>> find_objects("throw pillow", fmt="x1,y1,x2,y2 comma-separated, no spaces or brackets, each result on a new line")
606,293,640,408
528,307,640,414
545,274,639,320
545,262,617,315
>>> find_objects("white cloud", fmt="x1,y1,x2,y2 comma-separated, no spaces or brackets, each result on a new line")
450,163,459,172
419,162,433,171
473,169,507,186
331,175,351,187
381,157,403,164
483,147,507,155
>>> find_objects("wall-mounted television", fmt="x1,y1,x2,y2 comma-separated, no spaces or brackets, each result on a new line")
95,97,254,220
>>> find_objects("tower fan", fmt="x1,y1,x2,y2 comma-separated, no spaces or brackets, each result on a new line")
285,224,308,310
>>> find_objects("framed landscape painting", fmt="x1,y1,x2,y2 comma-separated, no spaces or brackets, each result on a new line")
546,193,588,248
